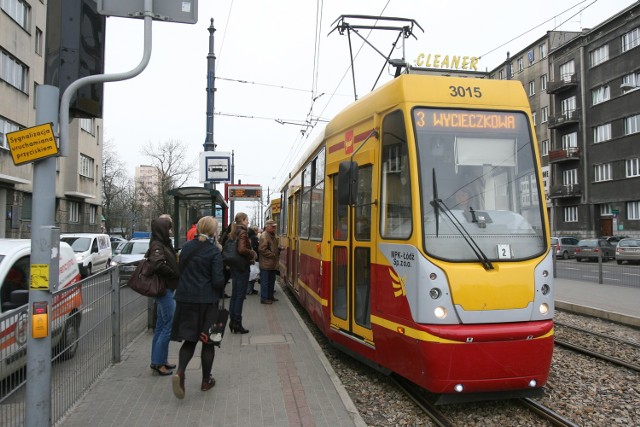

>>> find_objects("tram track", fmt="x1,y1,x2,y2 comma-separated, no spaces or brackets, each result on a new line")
554,320,640,372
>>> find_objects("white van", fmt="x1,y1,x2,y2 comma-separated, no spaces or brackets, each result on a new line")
60,233,112,278
0,239,83,378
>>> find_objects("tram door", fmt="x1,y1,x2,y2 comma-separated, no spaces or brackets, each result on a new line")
330,160,374,342
287,192,299,291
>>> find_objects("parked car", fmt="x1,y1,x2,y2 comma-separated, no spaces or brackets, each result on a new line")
60,234,112,278
111,239,150,283
551,236,580,259
0,239,82,379
110,236,128,255
615,238,640,265
603,235,630,246
575,238,616,262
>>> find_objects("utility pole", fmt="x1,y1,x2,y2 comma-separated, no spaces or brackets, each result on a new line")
203,18,216,157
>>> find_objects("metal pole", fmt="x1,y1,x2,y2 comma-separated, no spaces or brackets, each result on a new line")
230,150,235,221
111,268,121,363
58,0,154,156
26,84,59,427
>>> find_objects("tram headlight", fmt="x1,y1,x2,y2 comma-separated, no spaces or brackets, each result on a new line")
429,272,437,280
434,306,447,319
539,303,549,315
542,270,549,278
429,288,441,300
541,284,550,295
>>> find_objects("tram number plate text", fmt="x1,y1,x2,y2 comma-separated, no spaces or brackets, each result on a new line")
391,250,414,268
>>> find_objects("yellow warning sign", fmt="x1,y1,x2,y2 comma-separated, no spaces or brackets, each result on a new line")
30,264,50,290
6,122,58,166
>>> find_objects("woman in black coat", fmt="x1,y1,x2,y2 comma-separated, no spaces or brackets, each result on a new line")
170,216,226,399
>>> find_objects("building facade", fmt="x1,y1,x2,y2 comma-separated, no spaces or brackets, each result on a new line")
547,3,640,238
1,0,104,238
489,3,639,239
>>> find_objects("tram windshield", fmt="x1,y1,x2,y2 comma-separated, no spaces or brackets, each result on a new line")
414,108,546,262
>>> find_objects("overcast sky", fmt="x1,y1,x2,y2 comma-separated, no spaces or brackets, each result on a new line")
102,0,637,220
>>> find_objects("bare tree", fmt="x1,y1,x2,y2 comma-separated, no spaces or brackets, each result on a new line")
139,139,194,218
102,139,131,235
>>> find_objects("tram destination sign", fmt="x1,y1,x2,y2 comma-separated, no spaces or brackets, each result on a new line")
6,123,59,166
228,185,262,201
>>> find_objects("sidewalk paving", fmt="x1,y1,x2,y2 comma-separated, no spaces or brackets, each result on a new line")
60,283,366,427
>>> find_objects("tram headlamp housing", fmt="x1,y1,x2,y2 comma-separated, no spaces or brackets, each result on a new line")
429,288,441,299
434,306,447,319
539,303,549,315
540,284,550,295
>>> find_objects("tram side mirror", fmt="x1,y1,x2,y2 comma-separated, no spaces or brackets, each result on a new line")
338,161,358,206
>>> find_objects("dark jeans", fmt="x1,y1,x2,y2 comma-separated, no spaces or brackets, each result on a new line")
260,269,277,301
229,268,249,323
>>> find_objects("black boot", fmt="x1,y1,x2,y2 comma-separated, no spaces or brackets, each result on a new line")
234,322,249,334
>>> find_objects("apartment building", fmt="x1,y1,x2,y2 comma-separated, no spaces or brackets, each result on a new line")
547,3,640,238
488,3,640,238
0,0,104,238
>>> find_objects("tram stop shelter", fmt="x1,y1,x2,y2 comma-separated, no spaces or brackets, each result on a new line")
168,186,228,250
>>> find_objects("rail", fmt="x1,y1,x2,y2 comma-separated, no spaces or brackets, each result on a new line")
0,267,151,426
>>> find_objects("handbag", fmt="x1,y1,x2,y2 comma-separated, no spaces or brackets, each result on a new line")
127,258,166,297
222,237,249,270
204,297,229,347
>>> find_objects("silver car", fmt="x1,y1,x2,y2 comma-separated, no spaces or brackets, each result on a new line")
575,238,616,262
551,236,580,259
111,239,150,283
615,238,640,265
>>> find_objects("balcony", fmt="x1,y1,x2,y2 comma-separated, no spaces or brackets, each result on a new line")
549,184,582,199
546,74,578,94
548,109,581,129
548,147,580,163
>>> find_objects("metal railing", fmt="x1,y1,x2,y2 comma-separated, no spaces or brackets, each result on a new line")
0,267,150,426
554,253,640,288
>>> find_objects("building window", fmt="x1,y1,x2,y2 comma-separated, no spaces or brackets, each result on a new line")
540,74,548,91
593,123,612,144
593,163,612,182
561,96,576,116
35,27,43,55
625,114,640,135
1,116,21,150
69,201,80,223
528,81,535,96
626,158,640,177
628,201,640,220
541,139,550,156
539,43,547,59
622,71,640,93
559,60,575,82
621,27,639,52
80,155,95,178
564,206,578,222
80,118,94,135
562,132,578,149
589,44,609,67
563,169,578,186
89,206,97,224
591,85,610,105
1,0,30,30
0,49,28,92
498,69,504,80
517,57,524,72
531,112,536,125
541,106,549,123
600,204,612,216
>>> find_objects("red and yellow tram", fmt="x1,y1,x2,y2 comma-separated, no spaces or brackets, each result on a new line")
275,73,554,401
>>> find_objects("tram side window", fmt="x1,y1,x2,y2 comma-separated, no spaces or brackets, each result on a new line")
355,165,372,241
381,110,412,239
299,151,325,241
333,177,348,241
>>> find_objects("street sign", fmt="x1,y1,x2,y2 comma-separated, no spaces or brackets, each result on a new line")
612,209,619,215
6,123,59,166
200,151,231,183
97,0,198,24
228,185,262,201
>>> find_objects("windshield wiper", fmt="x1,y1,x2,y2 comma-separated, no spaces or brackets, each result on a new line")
429,169,494,270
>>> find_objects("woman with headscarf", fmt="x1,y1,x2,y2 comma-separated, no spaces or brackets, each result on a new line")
147,216,180,376
171,216,226,398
